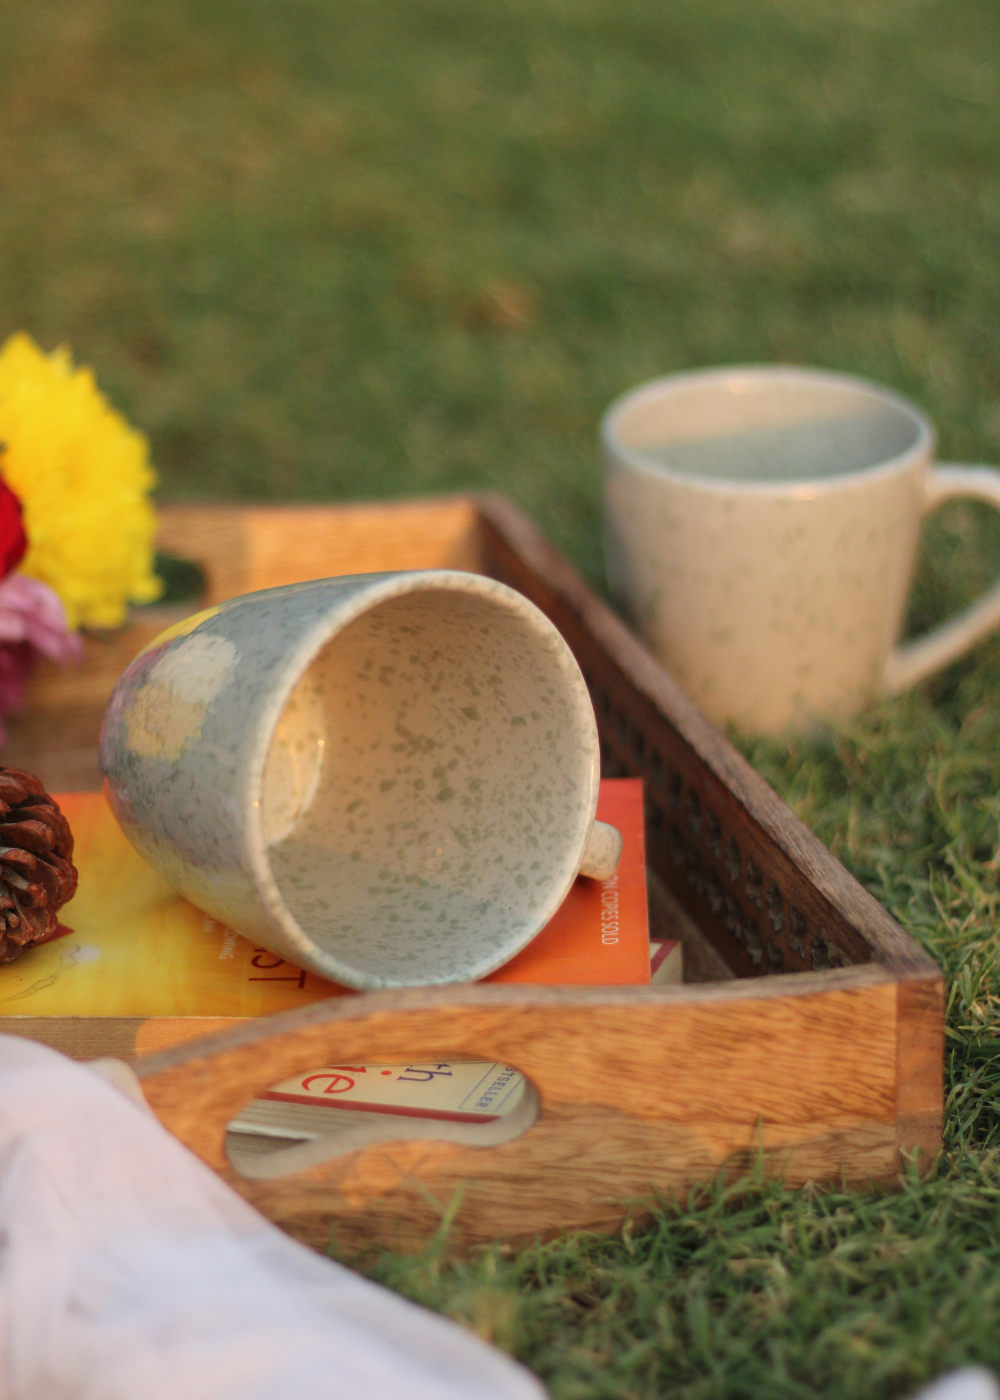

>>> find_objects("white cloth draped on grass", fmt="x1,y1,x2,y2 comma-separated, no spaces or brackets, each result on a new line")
0,1036,545,1400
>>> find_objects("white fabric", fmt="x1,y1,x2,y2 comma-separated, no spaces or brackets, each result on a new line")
914,1371,1000,1400
0,1036,546,1400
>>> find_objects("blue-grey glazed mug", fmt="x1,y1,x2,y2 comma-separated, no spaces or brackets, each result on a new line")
99,570,619,990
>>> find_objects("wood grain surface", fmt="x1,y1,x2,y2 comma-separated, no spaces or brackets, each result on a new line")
155,498,482,603
134,971,905,1252
895,976,945,1164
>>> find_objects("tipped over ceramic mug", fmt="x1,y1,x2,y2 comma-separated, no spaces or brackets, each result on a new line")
603,365,1000,733
99,571,620,990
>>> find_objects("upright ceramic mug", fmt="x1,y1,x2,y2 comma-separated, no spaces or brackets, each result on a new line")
603,366,1000,733
100,571,619,989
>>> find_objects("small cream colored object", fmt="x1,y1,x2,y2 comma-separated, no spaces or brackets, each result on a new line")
603,366,1000,733
577,818,623,880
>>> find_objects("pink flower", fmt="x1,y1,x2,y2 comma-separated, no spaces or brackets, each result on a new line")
0,574,83,742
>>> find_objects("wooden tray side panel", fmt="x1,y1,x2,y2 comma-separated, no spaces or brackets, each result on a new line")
155,499,484,603
896,976,945,1164
135,975,902,1252
476,496,939,984
7,498,485,792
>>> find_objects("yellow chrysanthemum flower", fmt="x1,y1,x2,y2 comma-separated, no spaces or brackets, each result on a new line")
0,332,162,630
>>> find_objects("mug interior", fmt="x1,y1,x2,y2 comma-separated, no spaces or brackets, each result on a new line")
606,369,929,485
258,584,597,987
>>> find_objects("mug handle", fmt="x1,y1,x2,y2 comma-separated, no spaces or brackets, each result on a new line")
883,464,1000,695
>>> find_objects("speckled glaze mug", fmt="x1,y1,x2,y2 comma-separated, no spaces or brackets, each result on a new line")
603,366,1000,733
99,571,620,990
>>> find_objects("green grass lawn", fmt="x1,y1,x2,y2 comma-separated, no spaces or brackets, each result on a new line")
4,0,1000,1394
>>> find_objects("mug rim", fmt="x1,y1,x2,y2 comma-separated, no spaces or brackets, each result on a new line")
245,569,602,989
601,364,935,495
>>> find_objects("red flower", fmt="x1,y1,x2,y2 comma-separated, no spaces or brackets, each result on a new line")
0,479,26,581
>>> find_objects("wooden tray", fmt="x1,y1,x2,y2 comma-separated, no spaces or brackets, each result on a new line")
6,496,943,1254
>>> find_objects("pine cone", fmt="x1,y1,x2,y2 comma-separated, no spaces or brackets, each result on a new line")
0,767,77,964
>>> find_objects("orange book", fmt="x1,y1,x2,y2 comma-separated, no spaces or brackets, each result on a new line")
484,776,648,986
0,780,649,1059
